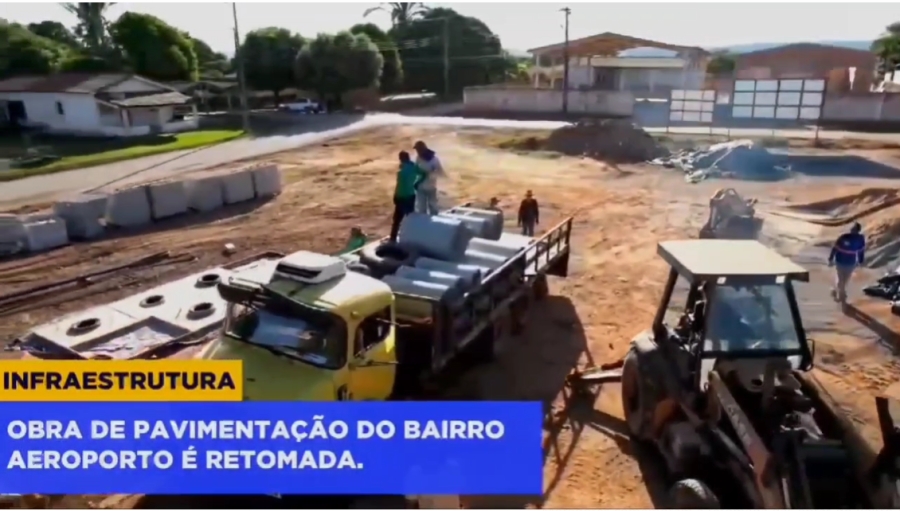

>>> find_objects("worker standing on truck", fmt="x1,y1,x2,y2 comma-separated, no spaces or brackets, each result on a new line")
391,151,425,242
518,190,539,236
413,140,443,215
828,222,866,302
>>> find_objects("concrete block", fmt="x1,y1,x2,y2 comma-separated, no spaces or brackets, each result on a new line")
54,193,108,220
106,186,152,228
53,194,108,240
22,214,70,252
221,170,256,204
0,214,26,256
250,164,283,197
147,180,189,220
185,176,225,212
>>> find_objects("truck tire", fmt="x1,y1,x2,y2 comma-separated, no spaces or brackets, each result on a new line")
360,241,416,276
621,347,654,441
668,479,720,509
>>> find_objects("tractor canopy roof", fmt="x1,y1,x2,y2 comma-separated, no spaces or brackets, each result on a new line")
658,239,809,284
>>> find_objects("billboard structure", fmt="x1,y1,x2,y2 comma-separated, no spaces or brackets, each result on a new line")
731,79,825,121
669,89,716,123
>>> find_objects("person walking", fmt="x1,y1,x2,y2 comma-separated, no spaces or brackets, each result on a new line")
413,140,443,215
390,151,425,242
518,190,539,237
828,222,866,302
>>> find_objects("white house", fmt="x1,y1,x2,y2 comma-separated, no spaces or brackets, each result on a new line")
528,32,711,96
0,73,199,137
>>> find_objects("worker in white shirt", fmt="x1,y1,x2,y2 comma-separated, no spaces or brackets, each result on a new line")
413,140,444,215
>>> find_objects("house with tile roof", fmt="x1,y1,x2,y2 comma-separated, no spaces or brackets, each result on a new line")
0,73,198,137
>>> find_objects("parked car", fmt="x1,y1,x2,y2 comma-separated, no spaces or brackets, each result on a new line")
280,98,322,114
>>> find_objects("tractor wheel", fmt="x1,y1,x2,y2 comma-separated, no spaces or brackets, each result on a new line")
668,479,720,509
621,347,654,440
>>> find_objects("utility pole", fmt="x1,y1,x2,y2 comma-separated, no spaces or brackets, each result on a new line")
442,17,450,98
561,7,571,114
232,2,250,133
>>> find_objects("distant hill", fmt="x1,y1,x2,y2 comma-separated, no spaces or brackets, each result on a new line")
710,40,873,54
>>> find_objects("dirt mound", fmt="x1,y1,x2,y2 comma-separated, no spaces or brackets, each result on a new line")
545,119,668,163
786,188,900,225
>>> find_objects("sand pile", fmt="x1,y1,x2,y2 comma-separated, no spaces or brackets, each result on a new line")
788,188,900,221
545,119,668,163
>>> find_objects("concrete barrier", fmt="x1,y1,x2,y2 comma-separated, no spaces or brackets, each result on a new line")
0,214,27,256
250,164,283,197
106,186,152,228
185,176,225,212
221,170,256,204
22,214,70,252
53,194,108,240
147,180,189,220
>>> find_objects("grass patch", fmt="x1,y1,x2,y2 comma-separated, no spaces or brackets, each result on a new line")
0,129,245,182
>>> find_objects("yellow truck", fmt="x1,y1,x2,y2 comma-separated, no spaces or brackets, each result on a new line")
201,213,573,401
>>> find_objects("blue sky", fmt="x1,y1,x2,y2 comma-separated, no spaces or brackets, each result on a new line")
4,3,898,54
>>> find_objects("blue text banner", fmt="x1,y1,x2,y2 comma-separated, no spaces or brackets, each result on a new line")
0,402,542,495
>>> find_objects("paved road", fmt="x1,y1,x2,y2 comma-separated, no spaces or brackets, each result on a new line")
2,112,899,205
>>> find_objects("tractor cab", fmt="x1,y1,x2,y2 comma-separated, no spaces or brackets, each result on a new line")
651,240,815,387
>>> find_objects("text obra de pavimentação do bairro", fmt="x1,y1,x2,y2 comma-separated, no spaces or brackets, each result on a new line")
5,418,507,470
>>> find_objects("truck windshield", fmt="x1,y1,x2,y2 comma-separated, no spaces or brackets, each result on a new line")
224,302,346,370
703,283,803,355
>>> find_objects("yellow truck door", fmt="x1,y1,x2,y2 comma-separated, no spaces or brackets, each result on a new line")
348,307,397,400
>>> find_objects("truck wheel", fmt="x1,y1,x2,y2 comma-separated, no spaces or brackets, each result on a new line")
534,274,549,301
621,348,654,440
668,479,720,509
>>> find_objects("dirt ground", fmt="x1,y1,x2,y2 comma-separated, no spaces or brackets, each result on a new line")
4,125,900,509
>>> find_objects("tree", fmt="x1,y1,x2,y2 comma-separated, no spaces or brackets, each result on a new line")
59,54,122,72
110,12,198,81
61,2,116,55
190,36,229,76
390,8,503,94
27,21,79,49
873,23,900,82
240,27,305,103
350,23,402,92
363,2,428,27
294,31,383,105
707,52,736,76
0,22,71,78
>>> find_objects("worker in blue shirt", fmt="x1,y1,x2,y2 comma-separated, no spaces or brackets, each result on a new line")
828,222,866,302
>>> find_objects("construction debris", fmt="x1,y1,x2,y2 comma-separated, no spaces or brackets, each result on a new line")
651,139,790,183
546,119,669,163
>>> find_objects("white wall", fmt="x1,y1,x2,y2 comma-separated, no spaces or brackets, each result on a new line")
0,92,102,135
463,87,634,117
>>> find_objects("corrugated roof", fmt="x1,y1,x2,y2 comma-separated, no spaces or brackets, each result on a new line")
0,73,131,94
109,91,192,108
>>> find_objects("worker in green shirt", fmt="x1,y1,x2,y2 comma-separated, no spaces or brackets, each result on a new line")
390,151,426,242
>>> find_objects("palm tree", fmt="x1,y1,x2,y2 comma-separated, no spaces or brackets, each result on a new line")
60,2,116,54
363,2,428,27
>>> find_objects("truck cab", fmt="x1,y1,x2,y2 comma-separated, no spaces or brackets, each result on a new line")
202,251,399,402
